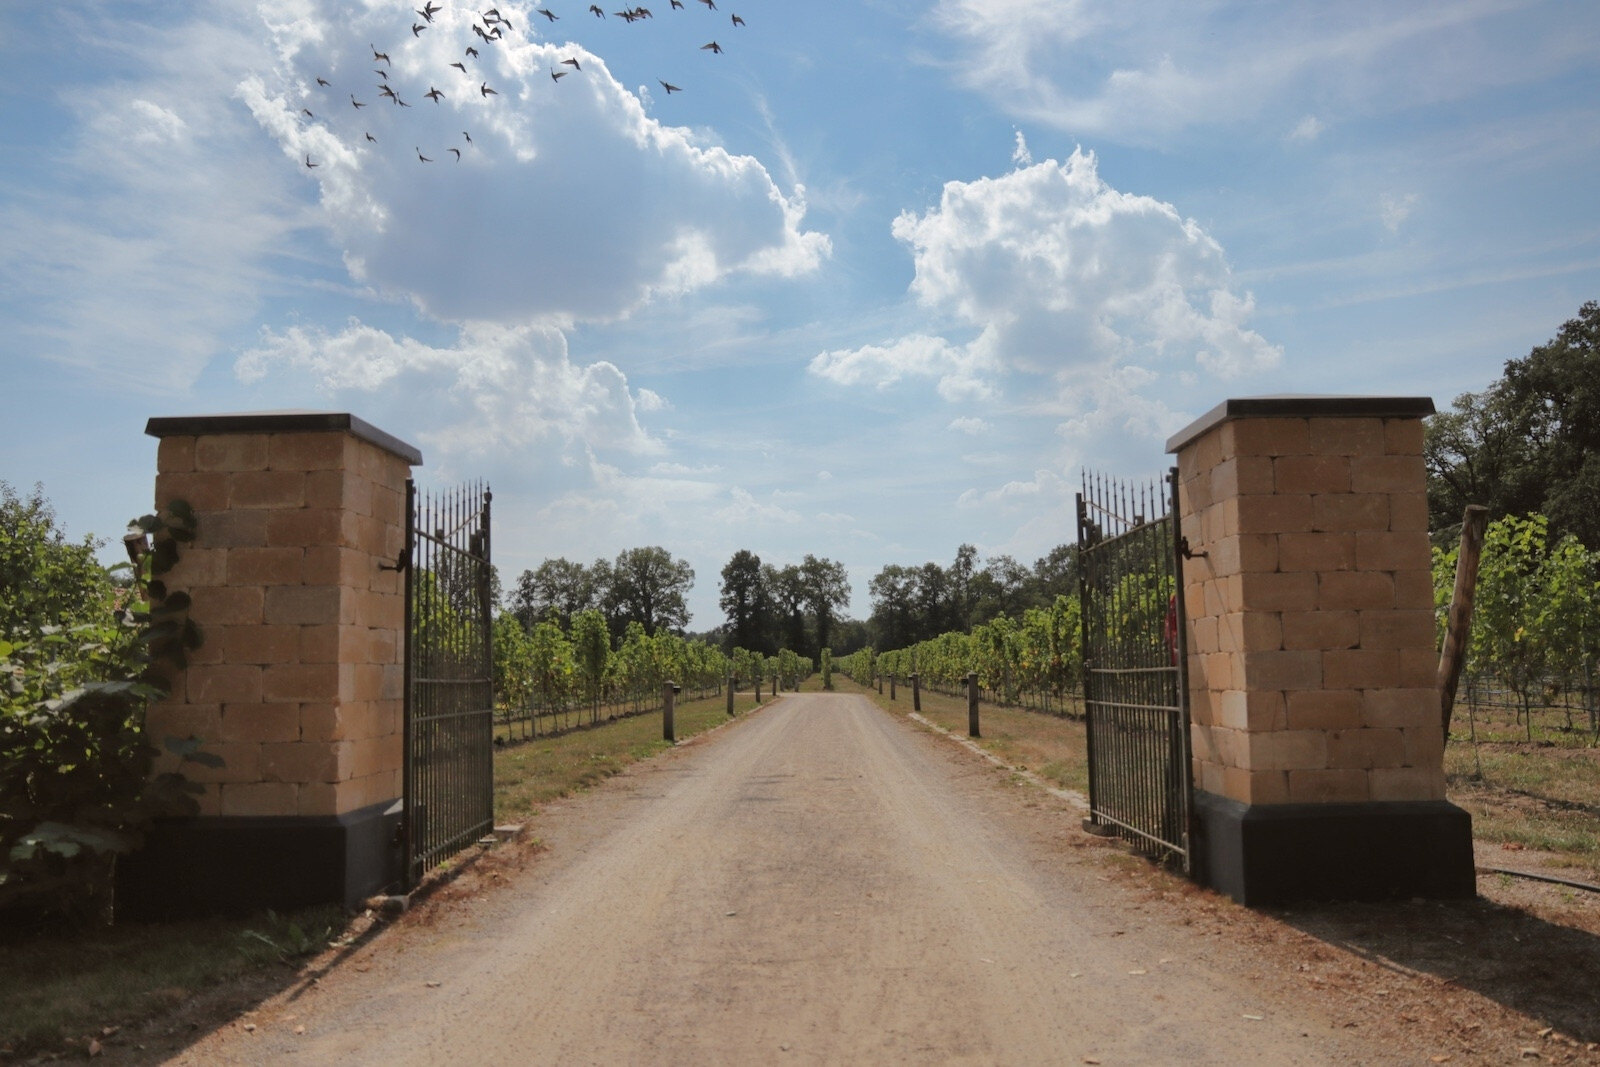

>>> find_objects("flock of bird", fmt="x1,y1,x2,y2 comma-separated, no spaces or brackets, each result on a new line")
299,0,751,170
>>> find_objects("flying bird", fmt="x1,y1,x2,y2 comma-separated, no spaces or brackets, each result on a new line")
698,0,715,8
730,12,743,25
351,95,366,108
395,95,412,107
378,84,397,99
301,107,314,117
316,77,330,87
365,132,377,142
550,68,567,80
426,86,444,102
419,1,442,20
462,130,473,142
448,147,461,160
372,46,390,64
413,22,428,35
417,147,432,162
536,7,558,20
305,154,318,168
450,61,468,72
375,68,389,79
670,0,683,7
658,80,681,93
466,46,480,57
561,57,581,70
700,40,721,53
481,81,499,95
590,4,604,14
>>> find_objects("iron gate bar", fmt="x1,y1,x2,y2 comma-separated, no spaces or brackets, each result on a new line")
1077,467,1194,872
402,479,495,890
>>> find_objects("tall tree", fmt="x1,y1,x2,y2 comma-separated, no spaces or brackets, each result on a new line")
767,563,809,655
607,546,694,637
509,557,596,630
800,554,851,656
719,549,771,654
1427,300,1600,548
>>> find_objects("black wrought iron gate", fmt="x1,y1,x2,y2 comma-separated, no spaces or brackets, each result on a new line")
402,480,495,890
1076,468,1193,871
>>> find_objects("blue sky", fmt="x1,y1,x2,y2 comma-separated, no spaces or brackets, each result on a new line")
3,0,1597,627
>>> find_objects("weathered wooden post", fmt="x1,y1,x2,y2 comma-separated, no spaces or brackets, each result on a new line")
889,674,897,700
663,681,679,742
912,672,921,712
877,673,883,694
726,674,736,716
967,672,980,738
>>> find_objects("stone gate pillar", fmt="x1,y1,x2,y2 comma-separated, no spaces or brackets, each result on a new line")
118,412,421,916
1165,397,1474,905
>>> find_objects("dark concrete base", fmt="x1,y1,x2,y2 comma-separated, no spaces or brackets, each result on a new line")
116,799,403,919
1193,790,1476,906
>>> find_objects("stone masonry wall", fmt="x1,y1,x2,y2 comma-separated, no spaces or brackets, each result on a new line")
1175,412,1443,807
144,428,410,819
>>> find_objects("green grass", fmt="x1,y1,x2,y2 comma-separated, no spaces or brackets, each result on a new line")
834,675,1091,796
494,686,778,821
0,905,346,1057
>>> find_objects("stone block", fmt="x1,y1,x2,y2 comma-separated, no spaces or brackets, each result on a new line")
305,469,347,510
157,435,197,474
1307,417,1384,456
1318,571,1394,611
195,434,268,473
1358,609,1437,650
301,701,353,742
1287,768,1370,804
187,585,265,627
215,624,301,667
1239,571,1318,612
1280,610,1359,651
1275,455,1351,494
186,663,263,705
1403,725,1445,767
1351,454,1427,494
1356,531,1432,573
1236,494,1315,535
217,702,303,744
1241,649,1323,691
155,471,232,512
145,702,223,741
1248,729,1328,771
1369,766,1445,802
1398,648,1439,687
1225,418,1310,458
296,624,342,664
1225,766,1290,805
220,781,300,818
268,431,354,472
265,584,340,626
267,509,345,551
1218,689,1286,731
201,510,270,550
1384,418,1426,455
1286,689,1364,731
1362,688,1435,729
1277,532,1356,573
1387,492,1430,532
227,546,305,586
1392,569,1435,611
1312,493,1390,533
1323,649,1400,690
261,740,352,784
262,662,340,703
1327,727,1407,769
231,470,306,510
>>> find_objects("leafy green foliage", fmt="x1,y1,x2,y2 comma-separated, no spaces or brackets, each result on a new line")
1427,300,1600,548
1,492,210,923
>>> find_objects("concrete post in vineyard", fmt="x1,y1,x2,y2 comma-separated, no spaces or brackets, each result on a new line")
912,672,921,712
663,681,678,742
727,675,736,717
889,674,896,701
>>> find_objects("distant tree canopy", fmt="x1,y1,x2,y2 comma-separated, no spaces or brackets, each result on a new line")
506,546,693,643
0,481,117,637
1427,300,1600,548
714,551,856,660
865,543,1080,651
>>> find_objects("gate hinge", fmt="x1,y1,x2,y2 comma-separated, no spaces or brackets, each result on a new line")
1178,537,1207,560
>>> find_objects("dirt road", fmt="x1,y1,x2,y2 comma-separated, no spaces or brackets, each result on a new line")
171,694,1396,1065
